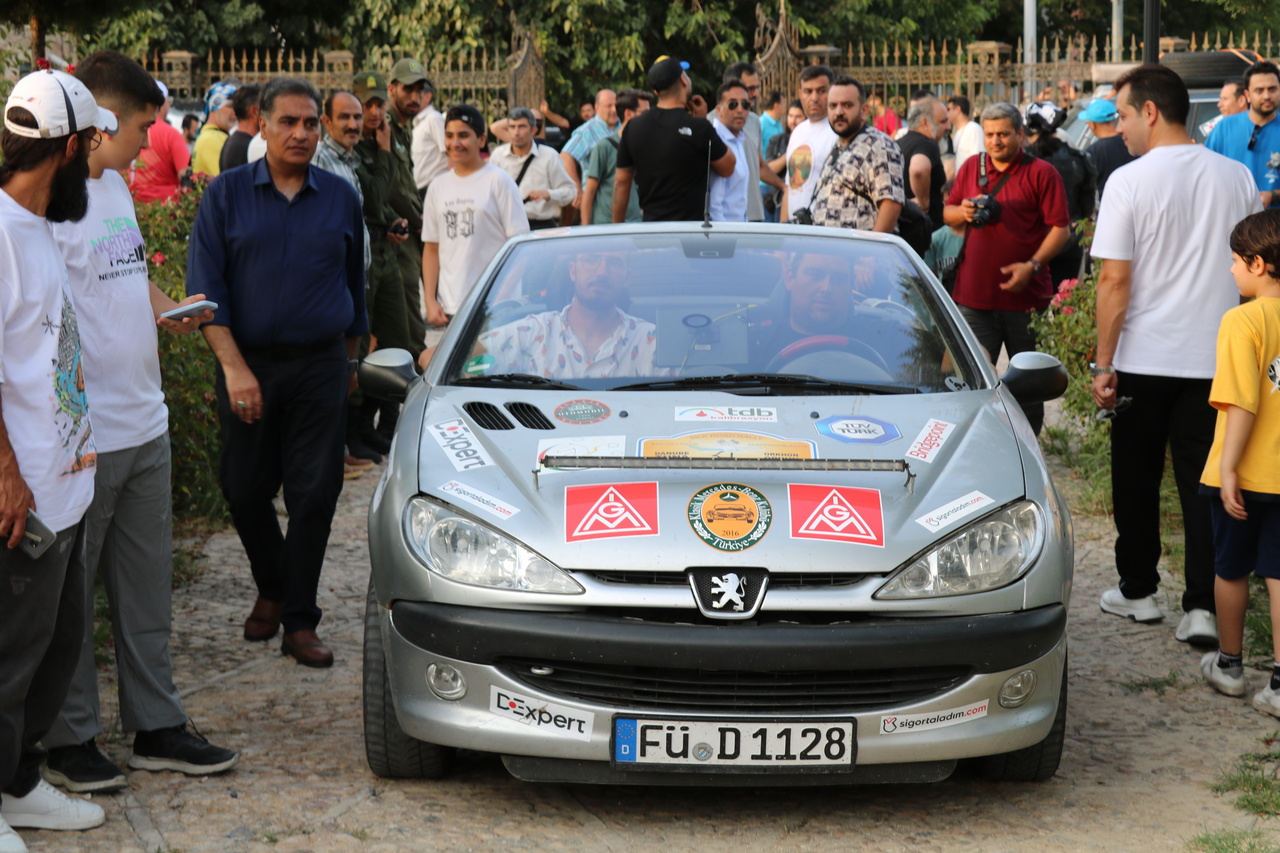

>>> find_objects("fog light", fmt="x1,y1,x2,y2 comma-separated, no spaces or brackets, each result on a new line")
999,670,1037,708
426,663,467,700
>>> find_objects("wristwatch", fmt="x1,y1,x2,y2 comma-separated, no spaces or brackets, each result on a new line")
1089,363,1115,377
348,358,360,374
1028,258,1044,274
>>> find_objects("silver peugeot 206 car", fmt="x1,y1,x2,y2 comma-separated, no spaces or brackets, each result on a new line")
360,223,1072,787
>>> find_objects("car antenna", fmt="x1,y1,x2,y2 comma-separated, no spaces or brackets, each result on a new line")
701,138,713,230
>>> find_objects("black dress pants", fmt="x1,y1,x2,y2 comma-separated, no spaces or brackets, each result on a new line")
1110,371,1216,614
216,342,347,633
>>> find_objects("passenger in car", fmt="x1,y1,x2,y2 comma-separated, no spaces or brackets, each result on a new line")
469,250,675,379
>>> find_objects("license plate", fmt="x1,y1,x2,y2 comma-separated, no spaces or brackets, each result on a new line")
612,717,856,771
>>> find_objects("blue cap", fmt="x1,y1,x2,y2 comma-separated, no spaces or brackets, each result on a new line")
1080,98,1117,123
204,81,238,119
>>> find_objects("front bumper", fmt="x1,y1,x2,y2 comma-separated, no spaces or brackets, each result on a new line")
381,602,1067,781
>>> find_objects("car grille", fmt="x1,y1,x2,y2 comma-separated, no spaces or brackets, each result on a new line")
501,659,970,713
582,571,866,588
462,401,515,430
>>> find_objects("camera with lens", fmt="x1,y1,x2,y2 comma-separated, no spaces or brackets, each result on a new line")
969,195,1002,229
790,207,814,226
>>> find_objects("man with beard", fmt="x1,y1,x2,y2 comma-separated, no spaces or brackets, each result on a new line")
187,78,367,669
386,59,428,356
1207,61,1280,209
0,68,115,851
810,75,905,233
39,50,237,799
475,249,670,379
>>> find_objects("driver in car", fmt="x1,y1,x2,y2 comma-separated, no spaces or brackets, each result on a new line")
472,250,672,379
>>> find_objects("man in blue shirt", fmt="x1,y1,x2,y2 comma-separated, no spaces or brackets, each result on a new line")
559,89,618,217
188,78,367,668
1206,60,1280,208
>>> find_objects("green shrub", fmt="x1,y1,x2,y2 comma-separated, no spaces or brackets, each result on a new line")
136,179,228,523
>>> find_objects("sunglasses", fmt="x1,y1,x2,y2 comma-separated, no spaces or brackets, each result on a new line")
723,99,751,111
1095,396,1133,422
1249,122,1261,151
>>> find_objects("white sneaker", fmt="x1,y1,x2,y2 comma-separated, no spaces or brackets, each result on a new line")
1176,609,1219,646
0,816,27,853
1099,588,1164,623
0,780,104,831
1201,651,1246,697
1254,685,1280,718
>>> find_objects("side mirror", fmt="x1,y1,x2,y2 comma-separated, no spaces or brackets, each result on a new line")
1001,351,1068,404
358,348,418,403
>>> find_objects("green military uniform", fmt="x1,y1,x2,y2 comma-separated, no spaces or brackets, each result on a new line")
386,59,429,358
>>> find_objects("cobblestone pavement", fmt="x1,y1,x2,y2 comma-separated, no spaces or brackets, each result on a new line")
21,462,1280,853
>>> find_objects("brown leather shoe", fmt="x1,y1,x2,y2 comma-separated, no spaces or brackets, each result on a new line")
243,597,282,642
281,630,334,668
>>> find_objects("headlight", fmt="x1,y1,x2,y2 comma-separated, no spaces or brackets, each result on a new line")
403,497,582,594
876,502,1043,599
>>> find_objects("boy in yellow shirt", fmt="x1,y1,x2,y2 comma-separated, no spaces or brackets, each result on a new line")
1200,209,1280,715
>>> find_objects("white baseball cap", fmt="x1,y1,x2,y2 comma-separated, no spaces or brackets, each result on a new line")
4,69,118,140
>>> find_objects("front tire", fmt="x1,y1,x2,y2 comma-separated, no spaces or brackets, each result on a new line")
978,661,1068,783
363,579,452,779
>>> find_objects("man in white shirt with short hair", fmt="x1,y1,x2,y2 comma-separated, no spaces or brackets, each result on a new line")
490,107,576,229
781,65,838,222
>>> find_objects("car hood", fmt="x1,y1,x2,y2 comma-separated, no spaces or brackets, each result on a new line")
414,388,1027,574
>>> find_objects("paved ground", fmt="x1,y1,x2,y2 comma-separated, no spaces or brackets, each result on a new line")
20,461,1280,853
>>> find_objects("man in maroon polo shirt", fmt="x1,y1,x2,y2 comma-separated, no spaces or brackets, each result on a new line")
942,101,1069,434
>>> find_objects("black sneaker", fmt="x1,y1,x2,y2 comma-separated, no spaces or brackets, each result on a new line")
128,722,239,775
42,740,127,793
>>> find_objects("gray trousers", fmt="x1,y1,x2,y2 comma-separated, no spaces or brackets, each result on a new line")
0,519,87,799
44,435,186,748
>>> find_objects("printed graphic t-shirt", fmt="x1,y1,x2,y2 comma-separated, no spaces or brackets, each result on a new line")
53,171,168,454
0,188,96,532
422,164,530,314
1202,298,1280,493
785,118,839,214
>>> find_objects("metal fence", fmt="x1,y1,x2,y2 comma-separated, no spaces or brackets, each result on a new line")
755,5,1278,116
138,29,544,120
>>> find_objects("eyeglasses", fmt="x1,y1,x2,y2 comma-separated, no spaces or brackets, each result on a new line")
1249,122,1261,150
723,99,751,111
746,85,761,94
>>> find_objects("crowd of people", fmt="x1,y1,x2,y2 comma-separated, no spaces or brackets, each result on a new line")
2,42,1280,850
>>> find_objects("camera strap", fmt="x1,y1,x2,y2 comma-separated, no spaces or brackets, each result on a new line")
945,154,1018,293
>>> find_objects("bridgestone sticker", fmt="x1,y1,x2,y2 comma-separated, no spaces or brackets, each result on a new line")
688,483,772,552
905,419,956,463
428,418,495,471
439,481,519,521
915,491,996,531
489,686,594,741
879,700,989,735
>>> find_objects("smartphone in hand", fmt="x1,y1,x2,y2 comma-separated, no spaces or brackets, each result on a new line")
18,509,56,560
160,300,217,321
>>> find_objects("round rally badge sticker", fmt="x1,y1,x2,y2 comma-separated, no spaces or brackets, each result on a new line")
554,399,611,425
687,483,772,552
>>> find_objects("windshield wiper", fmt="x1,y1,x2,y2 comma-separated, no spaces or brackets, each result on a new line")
453,373,583,390
613,373,920,395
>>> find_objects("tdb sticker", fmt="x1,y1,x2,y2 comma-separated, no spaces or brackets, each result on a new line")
815,416,900,445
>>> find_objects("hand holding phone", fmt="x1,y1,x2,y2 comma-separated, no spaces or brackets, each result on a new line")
19,509,56,560
161,300,217,321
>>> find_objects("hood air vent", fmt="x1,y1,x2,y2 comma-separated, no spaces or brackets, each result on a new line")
462,402,515,430
505,402,555,430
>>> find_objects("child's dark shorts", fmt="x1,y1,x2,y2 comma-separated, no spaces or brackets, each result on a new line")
1209,491,1280,580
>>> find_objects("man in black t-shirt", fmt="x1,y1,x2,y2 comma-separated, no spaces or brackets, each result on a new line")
614,56,735,221
219,84,261,173
896,97,948,229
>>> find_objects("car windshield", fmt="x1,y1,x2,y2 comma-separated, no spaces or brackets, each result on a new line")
442,231,984,395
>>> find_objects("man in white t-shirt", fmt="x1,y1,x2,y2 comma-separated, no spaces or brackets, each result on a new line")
1090,64,1262,644
0,67,114,851
411,79,448,197
421,104,529,332
781,65,838,222
946,94,983,171
40,51,238,800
